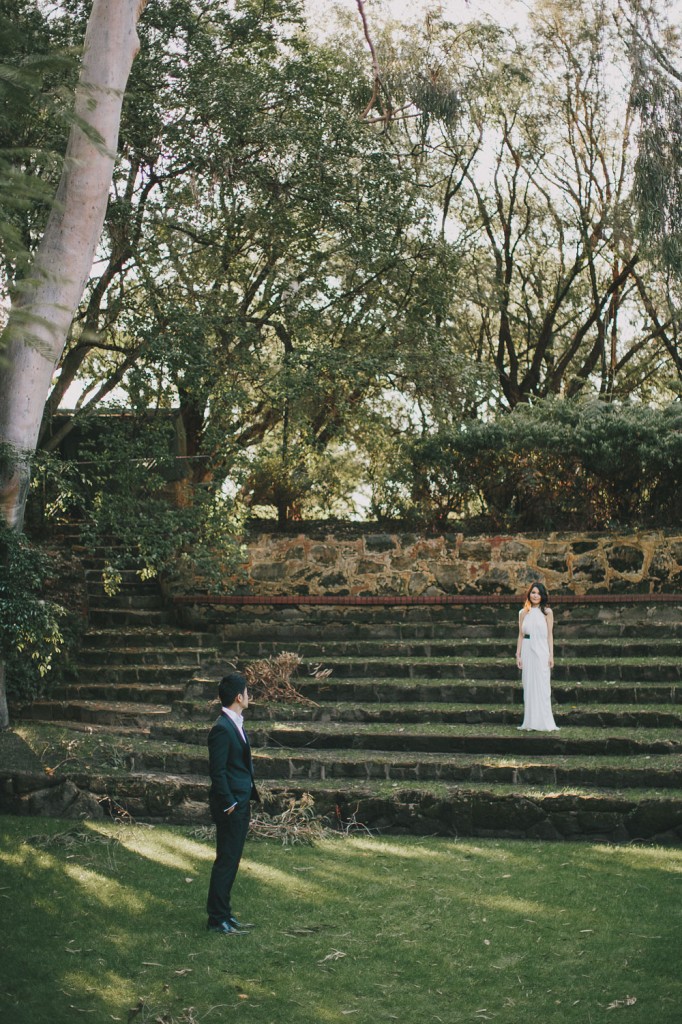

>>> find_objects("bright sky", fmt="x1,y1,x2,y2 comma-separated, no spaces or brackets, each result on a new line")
305,0,529,34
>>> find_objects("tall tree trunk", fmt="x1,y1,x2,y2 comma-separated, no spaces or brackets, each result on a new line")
0,0,148,729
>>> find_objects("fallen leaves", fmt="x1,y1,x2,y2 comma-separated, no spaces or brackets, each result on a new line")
318,949,347,964
606,995,637,1010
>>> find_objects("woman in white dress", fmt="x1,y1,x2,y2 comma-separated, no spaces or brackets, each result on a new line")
515,581,559,731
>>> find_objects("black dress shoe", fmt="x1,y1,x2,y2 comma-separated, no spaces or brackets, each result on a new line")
206,920,246,935
228,915,255,930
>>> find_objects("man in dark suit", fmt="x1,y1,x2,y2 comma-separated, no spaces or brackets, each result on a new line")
206,672,260,935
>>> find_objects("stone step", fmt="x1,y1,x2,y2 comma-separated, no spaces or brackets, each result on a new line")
208,602,682,628
216,618,682,642
81,628,213,650
254,749,682,792
77,646,215,667
104,742,682,792
172,696,682,729
292,655,682,682
19,699,173,726
120,741,682,791
88,607,173,627
186,674,682,705
72,664,196,684
23,723,681,792
151,719,682,757
66,767,682,841
184,699,682,730
50,682,186,703
88,593,165,610
219,637,682,659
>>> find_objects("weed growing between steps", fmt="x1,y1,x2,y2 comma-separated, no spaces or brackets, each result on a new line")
1,815,681,1024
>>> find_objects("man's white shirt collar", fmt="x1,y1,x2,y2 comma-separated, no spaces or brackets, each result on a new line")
222,706,246,741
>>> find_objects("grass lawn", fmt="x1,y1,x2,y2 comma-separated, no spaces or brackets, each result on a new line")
0,816,680,1024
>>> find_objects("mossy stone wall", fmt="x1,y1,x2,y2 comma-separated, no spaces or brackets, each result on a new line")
238,528,682,596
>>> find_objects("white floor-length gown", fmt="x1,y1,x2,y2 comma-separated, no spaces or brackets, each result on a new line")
518,607,559,731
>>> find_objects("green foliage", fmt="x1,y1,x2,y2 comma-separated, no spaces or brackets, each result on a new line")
0,525,65,703
0,0,81,284
72,411,246,593
373,399,682,529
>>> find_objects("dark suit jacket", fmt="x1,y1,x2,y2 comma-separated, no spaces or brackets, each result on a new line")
207,712,259,818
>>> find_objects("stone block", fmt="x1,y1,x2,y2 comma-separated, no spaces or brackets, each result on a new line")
319,571,348,589
64,790,105,820
357,559,387,575
518,566,544,586
432,562,469,592
499,540,532,561
471,794,544,832
28,780,80,817
669,540,682,562
649,552,673,580
407,572,431,595
537,545,569,570
571,541,599,554
526,819,563,841
606,545,644,573
309,543,337,565
625,800,682,840
364,534,397,552
572,552,606,581
459,539,492,559
250,561,287,582
476,567,514,594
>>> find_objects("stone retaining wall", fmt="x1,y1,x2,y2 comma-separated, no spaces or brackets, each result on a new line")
239,529,682,597
2,770,680,844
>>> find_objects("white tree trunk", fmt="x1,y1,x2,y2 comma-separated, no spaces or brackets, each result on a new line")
0,0,148,728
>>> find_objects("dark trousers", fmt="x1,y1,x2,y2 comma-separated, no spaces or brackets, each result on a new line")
206,803,251,924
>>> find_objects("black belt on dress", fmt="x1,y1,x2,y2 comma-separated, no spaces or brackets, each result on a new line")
523,633,531,639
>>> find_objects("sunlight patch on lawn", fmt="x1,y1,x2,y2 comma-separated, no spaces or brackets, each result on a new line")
343,836,452,860
61,967,132,1007
473,892,551,916
590,844,682,873
62,861,152,912
121,829,214,870
242,858,327,897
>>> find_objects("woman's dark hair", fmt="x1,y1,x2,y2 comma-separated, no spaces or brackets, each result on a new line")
524,581,549,614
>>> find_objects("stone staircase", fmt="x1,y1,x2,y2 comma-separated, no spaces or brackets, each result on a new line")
13,574,682,843
19,560,219,731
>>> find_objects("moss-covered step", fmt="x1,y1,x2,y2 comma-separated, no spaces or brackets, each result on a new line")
169,696,682,730
80,627,215,650
45,681,187,704
77,646,216,667
186,673,682,705
70,663,200,684
16,768,682,842
14,723,682,793
293,655,682,683
88,607,173,627
18,699,173,727
149,718,682,757
217,637,682,660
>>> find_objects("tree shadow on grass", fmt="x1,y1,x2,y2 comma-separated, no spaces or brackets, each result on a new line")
1,819,681,1024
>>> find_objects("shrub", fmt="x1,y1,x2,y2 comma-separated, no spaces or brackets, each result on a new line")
373,398,682,529
0,526,67,704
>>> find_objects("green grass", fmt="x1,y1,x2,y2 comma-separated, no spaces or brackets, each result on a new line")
1,816,680,1024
